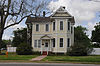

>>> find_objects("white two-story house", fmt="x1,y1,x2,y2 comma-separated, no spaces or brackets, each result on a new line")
26,6,75,55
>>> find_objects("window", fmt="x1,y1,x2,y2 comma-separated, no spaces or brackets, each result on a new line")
71,26,73,34
53,22,55,31
60,38,63,47
38,40,41,48
53,38,55,47
46,24,49,31
34,40,37,47
67,38,70,47
60,21,63,30
36,24,39,31
45,42,48,47
68,21,70,30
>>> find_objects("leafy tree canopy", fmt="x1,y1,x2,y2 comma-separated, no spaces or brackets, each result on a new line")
91,22,100,45
68,26,93,56
12,28,27,47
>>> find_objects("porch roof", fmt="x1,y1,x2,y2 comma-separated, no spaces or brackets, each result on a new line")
40,35,53,40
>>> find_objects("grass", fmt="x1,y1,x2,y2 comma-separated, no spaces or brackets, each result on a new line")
0,51,38,60
42,55,100,63
0,50,100,64
0,54,38,60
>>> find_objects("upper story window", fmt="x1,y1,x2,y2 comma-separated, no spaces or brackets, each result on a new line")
53,38,55,47
46,24,49,31
36,24,39,31
53,22,55,31
67,38,70,47
68,21,70,31
60,21,63,30
60,38,63,47
71,26,73,34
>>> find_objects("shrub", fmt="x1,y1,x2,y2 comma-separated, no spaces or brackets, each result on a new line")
16,43,33,55
67,42,93,56
33,51,41,55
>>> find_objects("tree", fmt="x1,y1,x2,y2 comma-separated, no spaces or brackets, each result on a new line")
68,26,93,56
0,0,48,53
12,28,27,47
1,40,11,48
16,43,33,55
91,22,100,47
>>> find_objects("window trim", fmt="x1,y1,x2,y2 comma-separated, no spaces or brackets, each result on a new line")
53,22,55,31
68,21,70,31
59,38,63,47
67,38,70,47
45,23,49,32
53,38,55,47
34,40,37,48
71,26,73,34
60,21,63,30
36,24,39,32
38,40,41,48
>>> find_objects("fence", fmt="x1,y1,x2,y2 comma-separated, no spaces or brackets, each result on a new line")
7,47,17,52
91,48,100,55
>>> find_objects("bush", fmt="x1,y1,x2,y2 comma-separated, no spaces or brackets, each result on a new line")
16,43,33,55
33,51,41,55
67,42,93,56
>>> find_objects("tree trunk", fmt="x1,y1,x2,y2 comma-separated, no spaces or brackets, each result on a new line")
0,29,4,54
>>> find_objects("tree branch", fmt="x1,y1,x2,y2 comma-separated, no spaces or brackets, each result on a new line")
4,14,34,30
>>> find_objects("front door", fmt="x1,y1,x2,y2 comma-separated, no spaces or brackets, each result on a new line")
43,42,50,51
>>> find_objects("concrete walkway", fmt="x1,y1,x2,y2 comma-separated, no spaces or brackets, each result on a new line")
30,55,47,61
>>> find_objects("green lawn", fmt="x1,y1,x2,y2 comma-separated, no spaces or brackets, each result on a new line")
0,55,38,60
42,55,100,63
0,50,38,60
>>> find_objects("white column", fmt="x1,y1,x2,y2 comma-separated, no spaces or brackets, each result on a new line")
47,48,48,55
41,40,42,55
50,39,52,51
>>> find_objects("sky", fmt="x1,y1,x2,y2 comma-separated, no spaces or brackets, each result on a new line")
2,0,100,40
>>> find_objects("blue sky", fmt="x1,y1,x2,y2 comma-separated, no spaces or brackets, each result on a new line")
2,0,100,40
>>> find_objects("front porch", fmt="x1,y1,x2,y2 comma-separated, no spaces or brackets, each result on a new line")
40,35,53,55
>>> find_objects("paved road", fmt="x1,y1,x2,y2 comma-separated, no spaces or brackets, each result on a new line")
0,63,100,66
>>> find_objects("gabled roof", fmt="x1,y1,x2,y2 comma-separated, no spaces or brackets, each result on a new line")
26,6,75,24
26,17,54,24
40,34,53,39
51,6,72,17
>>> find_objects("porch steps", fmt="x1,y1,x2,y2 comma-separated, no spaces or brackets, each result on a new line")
42,51,47,55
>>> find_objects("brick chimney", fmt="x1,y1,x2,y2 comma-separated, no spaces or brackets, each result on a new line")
63,6,65,9
43,11,45,17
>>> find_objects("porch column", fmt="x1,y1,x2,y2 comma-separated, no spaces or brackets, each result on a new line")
41,40,42,55
50,39,52,51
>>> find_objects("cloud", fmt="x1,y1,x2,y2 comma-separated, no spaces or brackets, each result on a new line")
87,22,96,31
48,0,100,23
48,0,100,37
86,22,96,38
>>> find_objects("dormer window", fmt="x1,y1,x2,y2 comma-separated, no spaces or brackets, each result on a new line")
60,21,63,30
